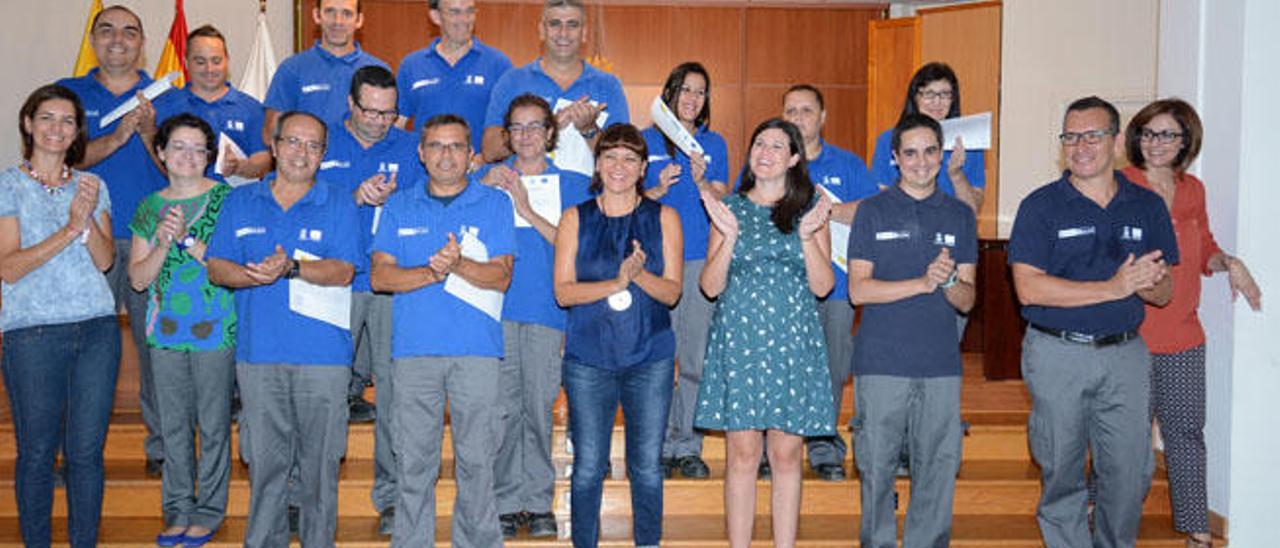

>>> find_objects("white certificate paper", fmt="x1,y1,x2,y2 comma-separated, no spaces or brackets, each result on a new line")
817,186,850,273
100,71,180,128
550,98,610,178
288,249,352,329
215,133,255,187
514,174,562,228
940,112,993,150
444,230,504,322
650,95,705,158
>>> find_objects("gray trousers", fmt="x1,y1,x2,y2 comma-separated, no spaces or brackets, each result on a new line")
663,259,714,459
1022,329,1153,548
350,292,396,512
152,347,235,531
806,298,855,467
107,237,163,461
853,375,962,548
392,356,501,548
495,321,563,515
237,363,349,548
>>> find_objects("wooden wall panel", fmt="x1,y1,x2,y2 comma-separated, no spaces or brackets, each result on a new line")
743,8,873,86
865,17,918,158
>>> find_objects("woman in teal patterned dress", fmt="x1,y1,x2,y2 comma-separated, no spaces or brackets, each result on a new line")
694,118,834,548
127,114,235,547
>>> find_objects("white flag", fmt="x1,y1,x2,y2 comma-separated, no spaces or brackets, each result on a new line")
238,10,277,102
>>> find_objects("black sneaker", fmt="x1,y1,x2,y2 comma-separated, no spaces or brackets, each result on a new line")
499,512,524,539
676,455,710,479
814,463,846,481
526,512,557,538
378,507,395,536
145,458,164,478
349,396,376,424
660,457,675,479
757,460,771,480
288,505,300,536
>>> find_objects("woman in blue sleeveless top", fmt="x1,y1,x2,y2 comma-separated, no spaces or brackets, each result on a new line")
553,124,683,548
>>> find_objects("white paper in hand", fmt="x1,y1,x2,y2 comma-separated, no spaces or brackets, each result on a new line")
513,174,562,228
288,249,352,329
100,71,180,128
215,133,255,187
550,98,609,177
650,96,704,158
444,229,504,322
816,186,851,273
940,112,993,150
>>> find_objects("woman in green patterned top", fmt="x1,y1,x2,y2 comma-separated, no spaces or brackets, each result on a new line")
127,113,235,547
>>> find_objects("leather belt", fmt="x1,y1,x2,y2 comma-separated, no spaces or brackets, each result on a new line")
1030,324,1139,348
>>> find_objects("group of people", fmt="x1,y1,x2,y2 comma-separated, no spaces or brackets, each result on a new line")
0,1,1261,548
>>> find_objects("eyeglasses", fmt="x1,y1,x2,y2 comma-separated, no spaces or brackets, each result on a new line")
917,90,954,102
1140,129,1184,144
424,141,469,154
507,122,547,135
679,86,707,99
1058,129,1115,146
354,101,398,122
276,136,325,154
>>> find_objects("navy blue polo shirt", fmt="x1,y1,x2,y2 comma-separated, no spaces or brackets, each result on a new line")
397,38,512,149
206,177,361,366
870,128,985,197
154,84,267,183
640,125,728,262
848,185,977,377
265,41,389,127
371,177,517,358
809,140,879,301
1008,171,1178,336
319,120,421,292
484,59,629,133
57,69,167,239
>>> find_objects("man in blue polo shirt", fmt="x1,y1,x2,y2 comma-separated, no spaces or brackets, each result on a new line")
58,4,168,475
397,0,512,151
206,111,360,548
782,83,879,482
371,114,515,548
480,0,629,162
847,113,977,548
155,24,271,184
1009,96,1176,548
319,64,418,535
264,0,388,139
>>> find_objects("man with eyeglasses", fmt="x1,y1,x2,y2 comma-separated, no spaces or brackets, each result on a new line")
397,0,512,153
1008,96,1178,548
264,0,388,140
481,0,629,162
206,111,360,548
317,64,419,534
371,114,515,547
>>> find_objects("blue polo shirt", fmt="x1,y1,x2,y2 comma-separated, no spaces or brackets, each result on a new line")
397,38,512,149
640,126,728,262
154,84,267,183
372,177,517,358
265,41,388,127
57,69,167,239
848,185,977,377
484,59,629,133
808,140,879,301
1008,171,1178,336
207,177,361,366
870,128,985,197
320,119,421,292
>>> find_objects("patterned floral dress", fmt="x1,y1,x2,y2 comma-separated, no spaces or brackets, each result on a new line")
693,193,834,436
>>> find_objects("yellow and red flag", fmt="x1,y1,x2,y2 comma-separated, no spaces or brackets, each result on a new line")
154,0,189,87
73,0,103,76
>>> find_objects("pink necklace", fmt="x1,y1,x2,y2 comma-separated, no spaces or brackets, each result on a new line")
21,160,72,195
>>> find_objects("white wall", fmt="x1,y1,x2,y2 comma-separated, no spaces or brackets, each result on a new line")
0,0,293,167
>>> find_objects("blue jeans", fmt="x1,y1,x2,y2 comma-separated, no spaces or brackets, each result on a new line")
1,316,121,548
564,358,673,548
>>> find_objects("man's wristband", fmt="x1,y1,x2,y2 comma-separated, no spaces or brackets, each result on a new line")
284,259,301,280
939,269,959,289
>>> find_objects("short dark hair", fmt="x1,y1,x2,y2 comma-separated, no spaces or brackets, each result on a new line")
420,113,472,149
589,124,648,195
154,113,217,165
891,113,943,155
92,5,144,38
900,62,961,123
19,85,88,165
1124,98,1203,173
784,84,825,111
185,24,227,55
545,0,585,11
1064,95,1120,135
503,94,558,153
316,0,362,11
349,65,397,102
273,111,328,148
736,118,813,235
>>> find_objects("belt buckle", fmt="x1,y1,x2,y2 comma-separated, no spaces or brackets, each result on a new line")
1063,330,1096,345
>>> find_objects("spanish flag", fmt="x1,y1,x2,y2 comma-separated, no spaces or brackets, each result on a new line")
154,0,189,87
72,0,103,76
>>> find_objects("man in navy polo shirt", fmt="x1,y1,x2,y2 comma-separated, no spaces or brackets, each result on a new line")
58,4,168,475
155,25,271,184
1009,96,1176,548
206,111,360,548
370,115,515,547
397,0,512,151
319,64,418,535
480,0,629,162
847,113,976,548
264,0,389,139
782,83,880,482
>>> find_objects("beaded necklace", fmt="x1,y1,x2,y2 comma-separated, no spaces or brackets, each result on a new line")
21,160,72,195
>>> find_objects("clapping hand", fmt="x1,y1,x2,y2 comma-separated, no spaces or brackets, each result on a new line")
356,172,397,207
154,206,185,246
1111,250,1167,298
701,189,739,239
923,247,956,292
428,233,462,277
798,193,832,241
616,239,646,287
67,176,99,233
246,244,290,285
947,136,966,176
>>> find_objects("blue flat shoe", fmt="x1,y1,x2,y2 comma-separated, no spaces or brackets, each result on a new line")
155,531,185,547
181,529,217,548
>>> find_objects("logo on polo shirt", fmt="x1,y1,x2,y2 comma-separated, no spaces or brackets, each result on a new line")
1057,226,1096,239
1120,225,1144,241
378,162,400,173
298,229,324,242
465,74,485,85
225,120,245,132
647,154,671,163
319,160,350,170
301,83,330,94
398,226,429,236
86,110,100,118
235,226,266,238
412,78,440,90
875,230,910,241
933,232,957,247
823,176,843,186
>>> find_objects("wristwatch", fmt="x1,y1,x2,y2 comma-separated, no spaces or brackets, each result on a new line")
284,258,301,280
175,233,197,252
579,124,600,139
939,269,959,289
